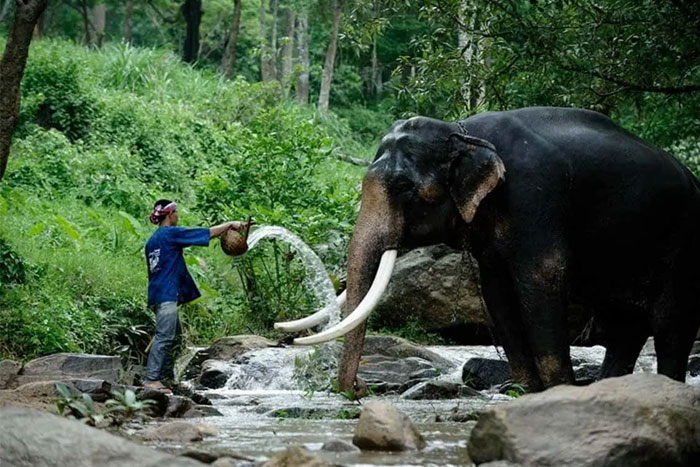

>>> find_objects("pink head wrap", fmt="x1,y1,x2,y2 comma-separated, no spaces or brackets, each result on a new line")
149,202,177,225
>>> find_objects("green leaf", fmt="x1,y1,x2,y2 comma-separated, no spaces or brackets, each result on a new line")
55,215,83,245
27,222,46,236
118,211,141,235
199,281,220,297
0,196,7,215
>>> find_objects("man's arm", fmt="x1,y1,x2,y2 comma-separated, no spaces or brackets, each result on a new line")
210,221,244,238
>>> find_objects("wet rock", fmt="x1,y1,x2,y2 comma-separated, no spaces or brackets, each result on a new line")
468,373,700,466
362,335,452,369
573,362,600,384
13,379,114,401
321,438,361,452
690,340,700,356
462,358,512,390
688,356,700,377
199,360,233,389
357,355,439,394
0,359,21,389
177,347,210,381
17,353,121,385
163,447,254,464
207,335,277,361
136,387,170,417
142,421,219,442
261,446,332,467
401,380,483,400
166,395,197,418
183,405,224,418
0,407,202,466
173,383,212,405
353,401,426,451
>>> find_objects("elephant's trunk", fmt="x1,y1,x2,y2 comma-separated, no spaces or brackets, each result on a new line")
336,174,403,391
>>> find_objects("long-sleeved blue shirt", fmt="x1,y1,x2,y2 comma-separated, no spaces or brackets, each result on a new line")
145,226,210,306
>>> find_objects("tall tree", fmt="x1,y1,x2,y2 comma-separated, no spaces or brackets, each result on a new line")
280,6,295,95
318,0,342,112
0,0,50,182
269,0,278,77
221,0,242,77
259,0,274,81
0,0,13,23
182,0,201,63
124,0,132,43
295,12,309,104
90,2,105,47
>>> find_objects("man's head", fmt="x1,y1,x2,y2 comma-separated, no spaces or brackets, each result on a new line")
150,199,178,226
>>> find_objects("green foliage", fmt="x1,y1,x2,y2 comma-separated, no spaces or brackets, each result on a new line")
55,383,105,426
0,238,26,286
105,388,155,424
500,382,528,398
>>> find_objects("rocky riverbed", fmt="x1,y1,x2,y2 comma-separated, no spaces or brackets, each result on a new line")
2,335,700,466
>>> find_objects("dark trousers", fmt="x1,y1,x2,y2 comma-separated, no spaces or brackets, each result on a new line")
145,301,181,383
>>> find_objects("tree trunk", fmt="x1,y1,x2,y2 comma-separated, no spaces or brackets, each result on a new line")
182,0,202,63
295,13,309,104
0,0,49,182
280,7,295,96
318,0,342,112
221,0,242,77
458,0,483,110
259,0,274,81
0,0,13,23
371,37,382,96
269,0,278,78
79,0,91,43
124,0,133,43
90,3,106,47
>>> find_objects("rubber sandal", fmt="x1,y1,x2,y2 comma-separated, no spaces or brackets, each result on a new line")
143,381,173,395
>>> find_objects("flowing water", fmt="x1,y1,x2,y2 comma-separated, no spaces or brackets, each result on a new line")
246,225,340,328
143,342,700,466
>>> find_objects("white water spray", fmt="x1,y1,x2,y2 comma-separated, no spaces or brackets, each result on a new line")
245,226,341,329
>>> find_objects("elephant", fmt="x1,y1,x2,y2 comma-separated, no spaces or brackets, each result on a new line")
275,106,700,393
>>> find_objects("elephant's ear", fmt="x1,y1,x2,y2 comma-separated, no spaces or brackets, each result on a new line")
448,133,505,223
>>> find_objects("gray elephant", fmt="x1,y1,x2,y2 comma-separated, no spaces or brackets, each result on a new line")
276,107,700,392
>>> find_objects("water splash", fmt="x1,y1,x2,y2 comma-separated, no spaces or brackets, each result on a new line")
246,225,340,328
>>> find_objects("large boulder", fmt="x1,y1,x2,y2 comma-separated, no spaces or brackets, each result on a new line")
17,353,121,385
361,335,452,370
353,401,426,451
0,359,21,389
371,246,491,343
198,360,233,389
357,355,439,394
468,373,700,466
13,379,114,402
0,407,203,466
207,335,277,361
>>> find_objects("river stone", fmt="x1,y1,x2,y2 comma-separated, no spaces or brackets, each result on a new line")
361,335,452,370
261,446,332,467
183,405,224,418
17,353,121,385
574,362,601,384
0,407,203,466
357,355,439,394
353,401,426,451
166,395,197,418
462,358,512,390
0,359,21,389
468,373,700,466
199,360,233,389
13,380,80,398
142,421,219,442
207,335,277,361
136,387,170,417
321,438,361,452
401,380,482,400
688,356,700,377
177,347,210,381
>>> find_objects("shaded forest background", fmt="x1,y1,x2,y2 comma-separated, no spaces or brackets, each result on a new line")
0,0,698,365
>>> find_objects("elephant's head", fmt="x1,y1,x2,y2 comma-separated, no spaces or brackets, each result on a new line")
276,117,505,390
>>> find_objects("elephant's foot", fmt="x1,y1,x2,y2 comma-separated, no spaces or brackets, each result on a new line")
536,355,575,388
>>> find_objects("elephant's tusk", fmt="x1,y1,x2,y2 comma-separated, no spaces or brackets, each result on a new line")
273,291,347,332
293,250,397,345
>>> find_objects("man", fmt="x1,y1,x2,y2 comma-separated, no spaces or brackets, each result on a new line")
144,199,245,393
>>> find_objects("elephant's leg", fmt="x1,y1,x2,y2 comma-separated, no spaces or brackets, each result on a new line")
652,289,698,382
599,312,649,379
512,244,575,388
479,261,543,392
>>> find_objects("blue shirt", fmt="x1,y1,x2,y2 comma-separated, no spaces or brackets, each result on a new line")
145,226,210,306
